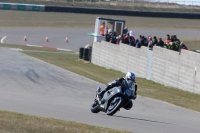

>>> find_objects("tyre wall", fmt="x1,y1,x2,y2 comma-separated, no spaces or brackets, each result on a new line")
0,2,45,11
91,41,200,94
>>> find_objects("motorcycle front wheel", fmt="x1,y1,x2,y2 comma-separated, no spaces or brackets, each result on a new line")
91,100,100,113
107,96,124,116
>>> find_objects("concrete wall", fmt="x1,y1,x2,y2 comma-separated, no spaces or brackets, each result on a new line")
91,41,200,94
91,41,149,79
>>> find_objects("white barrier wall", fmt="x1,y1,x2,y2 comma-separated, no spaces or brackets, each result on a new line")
92,41,149,78
91,41,200,94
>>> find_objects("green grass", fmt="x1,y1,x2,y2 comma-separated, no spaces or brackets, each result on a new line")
0,110,132,133
1,43,200,112
1,10,200,30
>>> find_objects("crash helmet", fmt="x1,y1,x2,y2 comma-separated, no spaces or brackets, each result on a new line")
125,71,136,88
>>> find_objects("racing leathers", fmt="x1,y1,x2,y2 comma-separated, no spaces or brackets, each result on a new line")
98,77,137,100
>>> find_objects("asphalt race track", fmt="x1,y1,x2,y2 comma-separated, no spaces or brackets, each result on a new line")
0,47,200,133
1,28,200,51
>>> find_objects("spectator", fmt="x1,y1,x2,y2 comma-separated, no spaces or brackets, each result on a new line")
173,35,180,52
123,27,128,35
116,34,121,44
147,35,151,43
180,42,188,51
153,36,158,46
129,31,136,47
143,35,148,47
165,34,171,45
120,34,125,44
164,34,171,49
99,22,108,36
105,29,112,42
158,38,164,47
148,36,153,50
109,31,117,44
135,35,143,48
171,35,174,42
124,33,130,45
168,39,180,52
129,30,136,41
139,35,145,47
174,35,181,44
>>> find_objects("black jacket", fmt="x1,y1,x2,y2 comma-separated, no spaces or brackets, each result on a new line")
105,77,137,93
158,40,164,47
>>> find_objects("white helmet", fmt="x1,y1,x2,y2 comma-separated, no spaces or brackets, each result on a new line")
125,71,136,88
108,29,112,33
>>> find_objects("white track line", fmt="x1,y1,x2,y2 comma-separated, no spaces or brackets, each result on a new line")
57,48,72,51
19,50,75,54
1,36,7,43
26,44,42,48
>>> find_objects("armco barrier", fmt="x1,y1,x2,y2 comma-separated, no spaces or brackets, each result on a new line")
0,3,45,11
44,6,200,19
1,2,200,19
91,41,200,94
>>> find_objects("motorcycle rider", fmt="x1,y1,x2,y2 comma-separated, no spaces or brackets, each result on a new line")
98,71,137,100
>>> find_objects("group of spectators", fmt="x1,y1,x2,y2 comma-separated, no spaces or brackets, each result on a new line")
104,27,188,52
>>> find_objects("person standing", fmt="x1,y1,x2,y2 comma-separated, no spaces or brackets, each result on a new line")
99,22,108,36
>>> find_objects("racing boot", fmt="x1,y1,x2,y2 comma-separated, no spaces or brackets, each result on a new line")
133,86,137,100
98,90,106,99
98,85,110,99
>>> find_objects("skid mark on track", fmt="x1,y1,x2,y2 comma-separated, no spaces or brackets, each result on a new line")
25,69,40,84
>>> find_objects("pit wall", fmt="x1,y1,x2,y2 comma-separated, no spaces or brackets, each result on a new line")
91,41,200,94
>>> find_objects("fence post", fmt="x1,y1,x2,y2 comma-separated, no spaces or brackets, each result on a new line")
146,50,153,80
132,0,134,6
116,0,118,5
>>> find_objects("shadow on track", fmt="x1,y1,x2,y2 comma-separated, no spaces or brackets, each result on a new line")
100,114,175,125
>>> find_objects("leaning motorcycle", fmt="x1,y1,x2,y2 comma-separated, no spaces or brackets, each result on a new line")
90,83,136,116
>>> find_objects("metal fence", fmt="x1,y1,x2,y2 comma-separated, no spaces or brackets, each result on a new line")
46,0,200,9
1,0,200,10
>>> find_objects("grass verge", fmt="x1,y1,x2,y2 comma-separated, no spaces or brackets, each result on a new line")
0,110,132,133
1,10,200,30
1,43,200,112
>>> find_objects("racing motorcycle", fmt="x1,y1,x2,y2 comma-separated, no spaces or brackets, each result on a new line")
90,83,136,116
